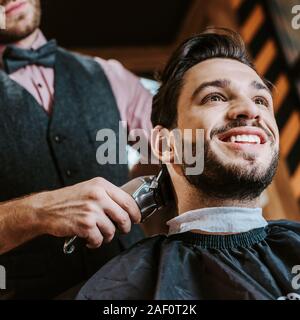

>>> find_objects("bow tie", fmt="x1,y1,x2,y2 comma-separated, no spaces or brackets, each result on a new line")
2,39,57,74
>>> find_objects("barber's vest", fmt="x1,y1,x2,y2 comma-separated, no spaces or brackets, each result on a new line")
0,48,144,299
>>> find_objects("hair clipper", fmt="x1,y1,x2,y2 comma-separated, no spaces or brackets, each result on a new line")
63,165,173,254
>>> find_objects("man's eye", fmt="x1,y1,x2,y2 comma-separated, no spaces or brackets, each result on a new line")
202,93,226,103
254,96,269,107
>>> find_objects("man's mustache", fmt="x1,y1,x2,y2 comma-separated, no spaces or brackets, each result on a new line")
0,0,26,7
210,119,274,141
0,0,12,6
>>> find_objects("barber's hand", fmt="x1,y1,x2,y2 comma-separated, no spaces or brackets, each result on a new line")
33,177,141,248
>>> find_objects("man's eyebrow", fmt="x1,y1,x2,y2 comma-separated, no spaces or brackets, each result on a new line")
191,79,231,99
250,80,273,97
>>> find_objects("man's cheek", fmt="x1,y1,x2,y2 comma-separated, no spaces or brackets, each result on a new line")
209,141,231,162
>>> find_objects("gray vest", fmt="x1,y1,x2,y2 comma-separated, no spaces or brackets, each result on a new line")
0,48,144,299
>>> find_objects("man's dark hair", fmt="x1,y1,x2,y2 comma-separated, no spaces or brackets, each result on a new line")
151,28,255,129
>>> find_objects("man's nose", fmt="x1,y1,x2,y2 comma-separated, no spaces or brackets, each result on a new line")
227,97,261,120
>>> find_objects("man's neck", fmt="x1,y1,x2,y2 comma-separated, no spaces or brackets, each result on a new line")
0,29,39,49
11,29,40,49
0,29,44,66
170,169,259,215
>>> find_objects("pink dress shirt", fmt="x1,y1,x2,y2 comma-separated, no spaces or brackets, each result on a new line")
0,29,153,136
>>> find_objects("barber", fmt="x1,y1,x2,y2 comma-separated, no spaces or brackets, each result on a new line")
0,0,153,299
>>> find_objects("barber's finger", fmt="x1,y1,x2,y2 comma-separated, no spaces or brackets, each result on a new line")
96,211,116,243
85,227,104,249
100,194,131,233
104,181,141,223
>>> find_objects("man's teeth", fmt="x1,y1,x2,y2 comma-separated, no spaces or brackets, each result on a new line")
228,135,261,144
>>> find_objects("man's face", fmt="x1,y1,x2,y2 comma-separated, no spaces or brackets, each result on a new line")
0,0,41,43
176,58,279,200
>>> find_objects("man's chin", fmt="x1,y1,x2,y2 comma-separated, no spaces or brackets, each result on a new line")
0,5,41,43
0,22,36,43
218,156,267,172
215,142,267,160
182,147,279,201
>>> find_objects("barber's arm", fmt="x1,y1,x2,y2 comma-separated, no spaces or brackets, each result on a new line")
0,177,141,255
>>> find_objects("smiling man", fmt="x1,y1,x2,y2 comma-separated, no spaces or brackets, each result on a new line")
77,28,300,300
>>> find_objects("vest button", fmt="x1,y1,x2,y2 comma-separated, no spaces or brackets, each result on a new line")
54,135,61,143
66,170,72,177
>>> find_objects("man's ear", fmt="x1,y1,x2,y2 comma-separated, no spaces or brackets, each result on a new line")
151,125,175,164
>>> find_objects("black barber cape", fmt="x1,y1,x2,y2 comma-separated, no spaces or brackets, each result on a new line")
77,220,300,300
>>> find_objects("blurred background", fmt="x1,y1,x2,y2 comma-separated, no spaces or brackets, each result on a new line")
40,0,300,221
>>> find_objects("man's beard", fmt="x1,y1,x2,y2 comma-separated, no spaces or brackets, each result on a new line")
0,0,41,44
182,124,279,201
